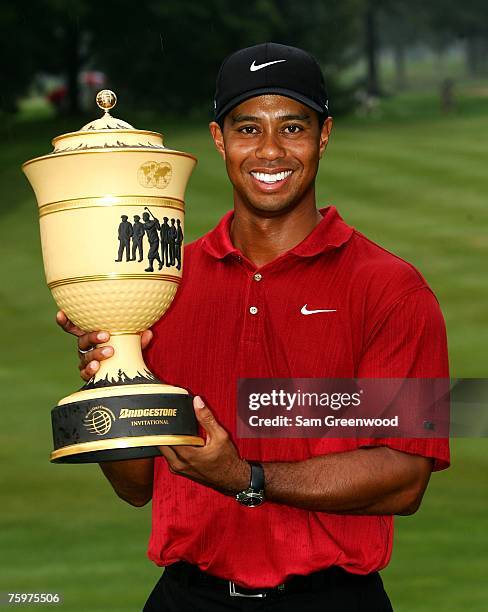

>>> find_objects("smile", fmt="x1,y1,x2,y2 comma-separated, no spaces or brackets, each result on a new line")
250,170,293,184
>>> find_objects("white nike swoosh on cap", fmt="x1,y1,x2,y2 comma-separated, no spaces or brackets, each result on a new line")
301,304,337,315
250,59,287,72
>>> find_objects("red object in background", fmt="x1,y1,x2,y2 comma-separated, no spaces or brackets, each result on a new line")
82,71,106,88
47,86,67,108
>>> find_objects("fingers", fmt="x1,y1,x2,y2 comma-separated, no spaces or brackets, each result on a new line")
77,331,113,382
78,344,113,365
57,310,154,383
158,445,181,469
141,329,153,350
193,396,223,442
56,310,84,337
78,329,150,378
79,359,100,382
78,331,110,352
78,345,113,377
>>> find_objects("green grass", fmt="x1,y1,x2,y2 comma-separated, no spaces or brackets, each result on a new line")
1,85,487,611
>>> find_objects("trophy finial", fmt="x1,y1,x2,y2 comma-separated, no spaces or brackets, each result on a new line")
76,89,135,132
96,90,117,113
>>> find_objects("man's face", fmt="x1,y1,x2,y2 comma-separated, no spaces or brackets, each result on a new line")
209,95,332,215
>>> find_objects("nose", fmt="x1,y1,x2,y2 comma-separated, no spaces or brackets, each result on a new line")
255,130,285,161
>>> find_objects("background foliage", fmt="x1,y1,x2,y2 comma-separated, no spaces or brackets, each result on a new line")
1,1,488,610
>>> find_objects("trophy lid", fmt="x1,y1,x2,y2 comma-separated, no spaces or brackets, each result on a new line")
49,90,165,153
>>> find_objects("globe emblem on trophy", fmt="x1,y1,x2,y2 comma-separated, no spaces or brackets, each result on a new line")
83,407,116,436
138,161,172,189
22,90,204,463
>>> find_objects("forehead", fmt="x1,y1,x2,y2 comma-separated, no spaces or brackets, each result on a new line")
229,94,312,121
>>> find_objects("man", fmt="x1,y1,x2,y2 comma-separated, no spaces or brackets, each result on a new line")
175,219,184,270
142,210,163,272
168,218,177,266
131,214,145,262
57,43,449,611
115,214,133,262
160,216,171,266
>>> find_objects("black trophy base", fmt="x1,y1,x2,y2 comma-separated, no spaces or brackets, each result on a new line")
50,389,204,463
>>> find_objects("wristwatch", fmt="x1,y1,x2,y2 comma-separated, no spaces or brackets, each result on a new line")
236,461,265,507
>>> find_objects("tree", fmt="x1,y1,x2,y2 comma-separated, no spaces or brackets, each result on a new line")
2,0,362,116
0,0,90,114
0,4,41,112
424,0,488,75
364,0,382,95
379,1,430,91
83,0,363,117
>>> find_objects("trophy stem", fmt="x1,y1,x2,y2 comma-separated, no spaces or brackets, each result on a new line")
92,333,155,387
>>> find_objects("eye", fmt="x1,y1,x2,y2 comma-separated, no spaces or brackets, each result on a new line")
238,125,259,135
283,124,303,134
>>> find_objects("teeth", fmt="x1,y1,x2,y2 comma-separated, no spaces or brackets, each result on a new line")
251,170,292,183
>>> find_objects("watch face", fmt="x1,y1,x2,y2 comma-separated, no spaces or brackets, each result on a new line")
236,490,264,507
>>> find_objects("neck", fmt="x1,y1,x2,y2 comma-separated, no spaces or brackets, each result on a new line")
230,196,323,268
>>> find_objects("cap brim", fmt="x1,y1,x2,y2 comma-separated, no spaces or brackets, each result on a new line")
215,88,328,121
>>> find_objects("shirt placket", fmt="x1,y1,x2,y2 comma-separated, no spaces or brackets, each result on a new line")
235,257,266,376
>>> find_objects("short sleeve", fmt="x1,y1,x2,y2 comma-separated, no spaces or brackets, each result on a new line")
356,286,450,471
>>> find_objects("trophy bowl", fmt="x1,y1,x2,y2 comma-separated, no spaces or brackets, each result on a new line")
22,90,204,463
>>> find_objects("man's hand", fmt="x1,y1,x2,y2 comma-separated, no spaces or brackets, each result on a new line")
160,394,433,515
159,396,250,496
55,310,156,506
55,310,153,381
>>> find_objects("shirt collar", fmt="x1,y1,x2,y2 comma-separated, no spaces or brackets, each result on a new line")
201,206,354,260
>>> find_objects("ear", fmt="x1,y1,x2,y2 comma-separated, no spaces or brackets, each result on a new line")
319,117,333,159
209,121,226,161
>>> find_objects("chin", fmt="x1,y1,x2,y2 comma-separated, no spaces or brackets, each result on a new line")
245,199,294,216
247,189,310,215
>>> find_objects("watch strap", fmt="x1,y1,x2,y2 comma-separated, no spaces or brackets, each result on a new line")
248,461,265,492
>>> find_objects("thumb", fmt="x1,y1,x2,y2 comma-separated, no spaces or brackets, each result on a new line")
141,328,153,350
193,396,220,438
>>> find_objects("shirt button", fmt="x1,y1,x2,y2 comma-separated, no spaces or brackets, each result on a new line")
253,273,262,281
249,306,258,315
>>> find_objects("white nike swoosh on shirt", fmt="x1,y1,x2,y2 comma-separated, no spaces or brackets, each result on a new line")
250,59,287,72
301,304,337,315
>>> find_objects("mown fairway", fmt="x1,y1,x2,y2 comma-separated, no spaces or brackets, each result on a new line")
1,90,487,611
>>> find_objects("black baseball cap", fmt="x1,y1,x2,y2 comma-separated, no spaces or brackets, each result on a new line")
213,42,329,124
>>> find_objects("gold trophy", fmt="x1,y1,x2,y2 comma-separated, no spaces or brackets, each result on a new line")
23,90,204,463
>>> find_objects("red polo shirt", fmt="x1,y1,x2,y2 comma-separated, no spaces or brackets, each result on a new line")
144,206,449,588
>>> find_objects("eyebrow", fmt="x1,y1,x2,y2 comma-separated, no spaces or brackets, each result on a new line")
231,113,312,124
281,114,312,123
231,114,259,123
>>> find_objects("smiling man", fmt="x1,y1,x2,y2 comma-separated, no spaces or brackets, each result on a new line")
58,43,449,611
